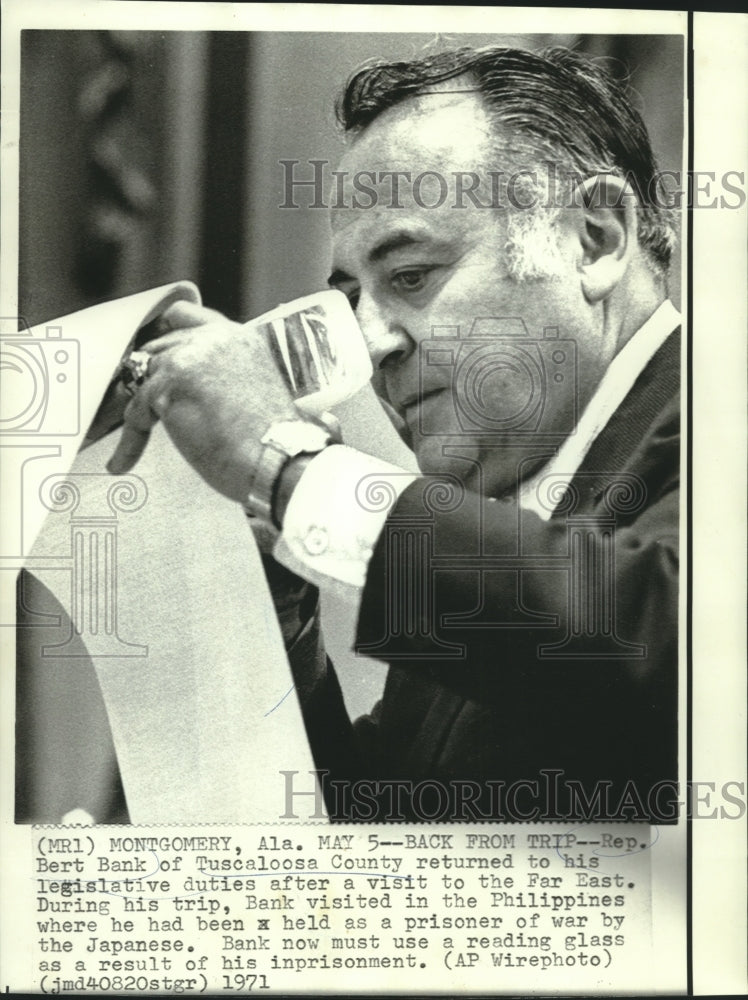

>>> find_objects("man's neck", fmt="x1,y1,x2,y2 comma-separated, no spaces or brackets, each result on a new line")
608,271,668,356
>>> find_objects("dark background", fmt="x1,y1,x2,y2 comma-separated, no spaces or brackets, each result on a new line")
19,31,683,329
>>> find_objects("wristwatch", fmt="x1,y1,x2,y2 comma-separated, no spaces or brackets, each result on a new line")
244,418,337,528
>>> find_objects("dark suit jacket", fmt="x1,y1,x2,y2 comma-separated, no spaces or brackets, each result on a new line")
294,330,680,822
16,330,679,824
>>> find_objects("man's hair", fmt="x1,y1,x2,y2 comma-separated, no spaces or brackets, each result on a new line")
336,45,675,275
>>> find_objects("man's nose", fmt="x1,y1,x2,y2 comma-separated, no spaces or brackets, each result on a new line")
356,293,413,371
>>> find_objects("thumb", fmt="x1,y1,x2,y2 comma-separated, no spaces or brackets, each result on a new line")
157,300,229,333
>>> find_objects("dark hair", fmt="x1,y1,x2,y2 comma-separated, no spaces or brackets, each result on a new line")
337,45,675,272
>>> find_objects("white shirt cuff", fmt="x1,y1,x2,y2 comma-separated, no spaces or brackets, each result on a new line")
273,445,417,593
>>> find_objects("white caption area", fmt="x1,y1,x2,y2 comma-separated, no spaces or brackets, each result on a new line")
28,822,675,995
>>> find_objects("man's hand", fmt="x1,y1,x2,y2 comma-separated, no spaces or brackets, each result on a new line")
107,302,298,504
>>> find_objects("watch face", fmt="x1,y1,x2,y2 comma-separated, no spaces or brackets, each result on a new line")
268,420,330,456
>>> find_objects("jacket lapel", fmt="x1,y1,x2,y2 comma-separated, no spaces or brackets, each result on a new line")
565,327,681,512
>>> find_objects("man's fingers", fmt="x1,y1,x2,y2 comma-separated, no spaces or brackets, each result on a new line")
157,300,224,332
153,301,237,345
106,424,153,474
145,316,242,357
146,301,221,355
106,376,166,474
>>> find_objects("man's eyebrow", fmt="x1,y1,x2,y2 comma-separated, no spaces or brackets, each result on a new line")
328,230,437,287
368,231,428,263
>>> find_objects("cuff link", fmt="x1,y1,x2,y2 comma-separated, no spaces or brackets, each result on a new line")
303,525,329,557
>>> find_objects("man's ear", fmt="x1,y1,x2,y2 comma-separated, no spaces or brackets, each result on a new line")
573,174,638,303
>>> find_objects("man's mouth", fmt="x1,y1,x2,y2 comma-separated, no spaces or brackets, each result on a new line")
401,387,446,427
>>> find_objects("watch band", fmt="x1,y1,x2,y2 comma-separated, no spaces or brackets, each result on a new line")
244,418,337,528
245,437,291,526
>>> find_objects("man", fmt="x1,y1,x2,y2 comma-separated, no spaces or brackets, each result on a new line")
108,46,680,822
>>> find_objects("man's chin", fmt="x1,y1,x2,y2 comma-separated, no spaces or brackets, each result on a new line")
413,437,486,491
413,436,547,499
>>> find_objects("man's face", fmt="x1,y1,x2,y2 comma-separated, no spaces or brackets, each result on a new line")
329,93,607,497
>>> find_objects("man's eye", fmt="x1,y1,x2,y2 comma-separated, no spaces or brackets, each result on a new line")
392,268,430,292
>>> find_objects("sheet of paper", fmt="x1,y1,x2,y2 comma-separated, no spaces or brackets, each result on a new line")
9,283,200,557
17,284,322,823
